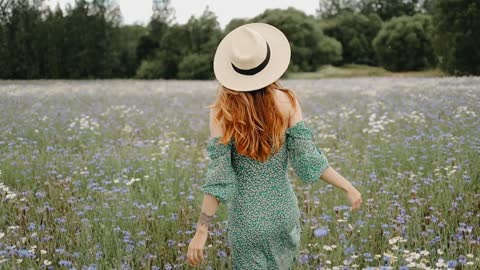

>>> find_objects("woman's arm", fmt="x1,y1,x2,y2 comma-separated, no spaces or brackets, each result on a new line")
196,108,224,234
289,96,362,210
320,167,355,193
196,195,219,234
320,167,363,211
189,196,218,266
188,109,225,266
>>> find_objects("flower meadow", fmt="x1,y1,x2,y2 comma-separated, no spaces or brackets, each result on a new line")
0,78,479,270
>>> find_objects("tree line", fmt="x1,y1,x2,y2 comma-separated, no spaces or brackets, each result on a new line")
0,0,478,79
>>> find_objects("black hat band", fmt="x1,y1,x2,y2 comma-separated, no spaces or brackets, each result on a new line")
231,42,271,76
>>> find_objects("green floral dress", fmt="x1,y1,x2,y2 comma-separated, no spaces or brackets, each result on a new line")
200,120,330,270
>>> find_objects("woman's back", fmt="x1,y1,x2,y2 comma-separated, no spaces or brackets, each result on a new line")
201,90,330,269
208,87,303,144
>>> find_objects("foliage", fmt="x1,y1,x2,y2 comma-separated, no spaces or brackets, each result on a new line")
135,35,159,65
316,0,363,18
224,18,248,34
373,14,436,72
152,0,175,24
419,0,435,14
250,7,342,72
136,7,221,79
104,25,147,78
317,0,420,21
135,58,166,79
431,0,480,75
0,0,125,79
321,11,382,65
177,53,214,79
0,0,46,78
359,0,419,21
0,0,475,79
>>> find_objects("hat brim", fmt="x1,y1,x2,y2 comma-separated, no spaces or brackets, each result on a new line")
213,23,291,92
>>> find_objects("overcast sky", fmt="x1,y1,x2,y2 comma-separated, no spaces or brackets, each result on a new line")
46,0,319,29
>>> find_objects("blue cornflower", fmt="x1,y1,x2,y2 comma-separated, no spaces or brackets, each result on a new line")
313,227,329,237
447,259,457,268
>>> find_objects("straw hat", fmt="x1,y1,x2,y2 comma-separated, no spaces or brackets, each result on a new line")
213,23,291,92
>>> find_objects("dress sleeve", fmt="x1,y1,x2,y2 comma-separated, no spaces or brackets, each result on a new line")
199,137,237,204
286,120,330,184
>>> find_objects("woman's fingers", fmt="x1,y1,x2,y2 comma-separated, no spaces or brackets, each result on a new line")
189,250,196,265
355,197,362,209
188,247,203,266
196,248,204,263
194,248,200,264
187,247,197,266
187,250,193,265
351,196,362,211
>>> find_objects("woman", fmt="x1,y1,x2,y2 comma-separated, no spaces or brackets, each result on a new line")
187,23,362,269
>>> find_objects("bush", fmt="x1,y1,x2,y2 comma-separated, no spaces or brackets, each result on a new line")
432,0,480,75
322,11,382,65
314,36,342,70
135,59,166,79
177,53,214,80
373,14,436,71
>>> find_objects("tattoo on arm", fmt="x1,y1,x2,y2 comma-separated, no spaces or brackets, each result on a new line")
197,211,213,228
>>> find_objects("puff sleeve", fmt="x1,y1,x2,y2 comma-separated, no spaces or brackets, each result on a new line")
286,120,330,184
199,137,237,204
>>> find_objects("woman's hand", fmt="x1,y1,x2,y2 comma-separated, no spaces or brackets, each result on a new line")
345,187,363,211
187,230,208,266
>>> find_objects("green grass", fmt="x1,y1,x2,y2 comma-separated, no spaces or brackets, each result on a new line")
0,79,478,269
287,64,445,79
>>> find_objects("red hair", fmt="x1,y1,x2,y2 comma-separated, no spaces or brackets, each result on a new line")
208,81,298,162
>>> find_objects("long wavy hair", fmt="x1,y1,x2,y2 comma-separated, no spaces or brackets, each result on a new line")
208,80,298,162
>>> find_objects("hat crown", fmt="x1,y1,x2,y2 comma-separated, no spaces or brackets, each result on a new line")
228,27,268,70
213,22,291,92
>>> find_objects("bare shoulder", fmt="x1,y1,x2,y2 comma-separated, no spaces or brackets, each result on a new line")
273,89,303,127
273,88,292,104
273,89,292,121
209,108,223,138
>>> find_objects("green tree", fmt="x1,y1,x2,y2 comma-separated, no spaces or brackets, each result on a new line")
43,5,66,78
317,0,420,21
419,0,435,14
62,0,120,78
176,6,221,79
321,11,382,65
316,0,361,18
113,24,148,77
360,0,419,21
136,35,159,62
183,6,222,54
373,14,436,71
152,0,175,24
0,0,46,78
177,53,213,79
224,18,249,33
134,0,172,69
136,6,222,79
251,7,342,72
432,0,480,75
135,58,166,79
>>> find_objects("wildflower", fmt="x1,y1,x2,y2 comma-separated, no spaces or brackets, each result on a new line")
58,260,72,267
217,250,227,258
323,245,333,251
314,227,329,237
447,259,457,268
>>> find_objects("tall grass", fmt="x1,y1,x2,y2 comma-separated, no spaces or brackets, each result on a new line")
0,78,478,269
